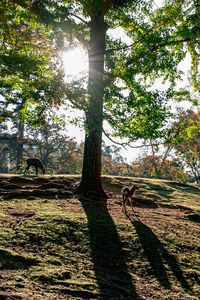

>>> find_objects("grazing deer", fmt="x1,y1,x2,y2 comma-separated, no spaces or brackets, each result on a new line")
121,184,139,215
24,158,45,175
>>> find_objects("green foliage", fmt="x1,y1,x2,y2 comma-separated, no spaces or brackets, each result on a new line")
25,119,83,173
0,117,84,174
170,109,200,182
0,0,66,125
101,142,128,175
104,0,199,141
105,85,172,140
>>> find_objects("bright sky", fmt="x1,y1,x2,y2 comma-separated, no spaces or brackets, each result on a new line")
62,48,88,79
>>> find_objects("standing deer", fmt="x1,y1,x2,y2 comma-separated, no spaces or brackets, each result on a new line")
121,184,139,215
24,158,46,175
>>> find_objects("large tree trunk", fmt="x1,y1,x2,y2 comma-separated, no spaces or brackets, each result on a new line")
76,13,107,198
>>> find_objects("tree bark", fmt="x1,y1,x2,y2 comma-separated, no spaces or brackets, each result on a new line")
76,13,107,198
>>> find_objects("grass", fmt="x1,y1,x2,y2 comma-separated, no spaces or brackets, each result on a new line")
0,175,199,299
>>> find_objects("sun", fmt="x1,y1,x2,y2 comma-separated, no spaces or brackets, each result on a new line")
62,47,88,79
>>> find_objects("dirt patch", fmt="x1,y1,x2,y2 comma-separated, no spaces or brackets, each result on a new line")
5,208,35,218
0,176,75,200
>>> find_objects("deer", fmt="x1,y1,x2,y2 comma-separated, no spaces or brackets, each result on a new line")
24,158,46,175
121,184,139,215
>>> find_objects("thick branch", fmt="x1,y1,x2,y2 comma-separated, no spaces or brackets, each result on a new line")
64,86,87,111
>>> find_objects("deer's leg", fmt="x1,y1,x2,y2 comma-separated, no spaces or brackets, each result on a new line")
130,198,134,213
24,165,29,175
130,197,137,217
122,196,125,213
124,198,129,216
122,194,126,213
35,167,38,176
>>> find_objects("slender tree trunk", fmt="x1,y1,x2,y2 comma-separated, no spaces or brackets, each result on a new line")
16,121,24,170
16,98,27,171
150,139,160,177
43,152,49,171
189,160,200,183
76,13,107,198
159,144,172,174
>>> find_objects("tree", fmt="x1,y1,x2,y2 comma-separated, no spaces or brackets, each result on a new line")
25,118,80,173
101,142,129,175
6,0,200,197
170,109,200,183
147,138,174,178
0,116,84,174
0,125,21,173
0,4,66,125
130,154,189,181
0,0,67,168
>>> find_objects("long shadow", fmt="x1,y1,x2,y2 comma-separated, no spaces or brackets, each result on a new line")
80,197,143,300
132,220,191,291
166,182,200,196
145,183,174,200
0,249,38,270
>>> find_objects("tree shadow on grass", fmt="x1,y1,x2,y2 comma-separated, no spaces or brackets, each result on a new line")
0,249,38,270
165,182,200,196
132,220,191,291
144,183,174,200
80,197,143,300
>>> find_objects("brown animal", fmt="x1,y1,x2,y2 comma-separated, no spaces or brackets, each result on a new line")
24,158,45,175
121,184,139,215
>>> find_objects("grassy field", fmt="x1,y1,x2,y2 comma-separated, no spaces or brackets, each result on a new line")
0,175,199,299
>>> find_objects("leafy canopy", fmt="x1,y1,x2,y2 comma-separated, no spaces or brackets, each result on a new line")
2,0,200,140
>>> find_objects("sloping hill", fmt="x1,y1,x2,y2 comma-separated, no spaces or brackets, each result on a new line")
0,175,199,299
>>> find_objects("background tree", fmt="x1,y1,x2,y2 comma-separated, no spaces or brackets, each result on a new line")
130,154,189,182
101,142,129,175
0,0,66,168
170,109,200,183
0,118,84,174
24,118,82,173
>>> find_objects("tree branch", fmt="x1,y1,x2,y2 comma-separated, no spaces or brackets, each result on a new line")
126,37,191,67
102,127,167,149
106,26,157,53
103,128,127,149
70,13,88,25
